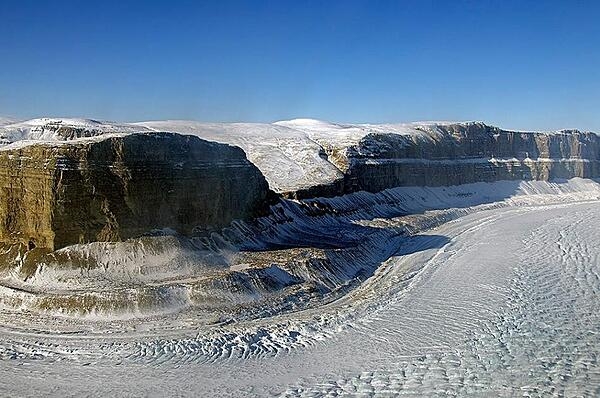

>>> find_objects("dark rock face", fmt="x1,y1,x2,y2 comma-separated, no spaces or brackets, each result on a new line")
0,133,270,250
0,121,598,250
334,123,600,193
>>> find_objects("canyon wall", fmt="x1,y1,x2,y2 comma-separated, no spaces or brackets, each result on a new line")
0,132,270,250
293,122,600,197
1,119,599,250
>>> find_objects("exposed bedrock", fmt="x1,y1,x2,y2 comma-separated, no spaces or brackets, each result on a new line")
0,133,270,250
307,123,600,197
1,118,599,250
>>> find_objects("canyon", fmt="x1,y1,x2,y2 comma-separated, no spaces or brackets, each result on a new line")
0,118,598,250
1,117,600,396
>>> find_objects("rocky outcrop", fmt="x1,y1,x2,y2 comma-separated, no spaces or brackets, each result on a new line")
298,122,600,195
6,119,599,199
0,132,270,250
1,118,599,250
1,118,600,321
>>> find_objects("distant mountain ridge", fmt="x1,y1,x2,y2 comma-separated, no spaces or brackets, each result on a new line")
1,117,597,196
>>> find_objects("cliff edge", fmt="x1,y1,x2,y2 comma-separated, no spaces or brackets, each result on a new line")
0,117,599,250
0,132,270,250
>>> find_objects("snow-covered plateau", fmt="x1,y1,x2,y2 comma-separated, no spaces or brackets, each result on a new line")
2,117,598,196
1,117,600,396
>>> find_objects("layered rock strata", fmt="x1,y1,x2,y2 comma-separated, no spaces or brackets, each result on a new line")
0,118,599,250
0,132,270,250
281,121,600,197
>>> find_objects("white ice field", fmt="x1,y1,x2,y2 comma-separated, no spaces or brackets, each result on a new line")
1,178,600,396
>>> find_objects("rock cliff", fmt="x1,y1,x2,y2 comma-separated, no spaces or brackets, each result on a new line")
0,117,599,320
278,120,600,197
0,118,599,250
0,132,270,250
4,118,599,199
341,124,600,194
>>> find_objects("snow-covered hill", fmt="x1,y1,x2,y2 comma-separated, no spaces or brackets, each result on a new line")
275,118,449,148
0,117,598,195
0,118,148,145
0,117,458,193
135,120,344,193
0,117,17,126
2,118,600,396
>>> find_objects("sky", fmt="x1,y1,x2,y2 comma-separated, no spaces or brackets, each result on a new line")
1,0,600,131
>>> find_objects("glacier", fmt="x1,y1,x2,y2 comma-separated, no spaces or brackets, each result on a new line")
0,117,600,396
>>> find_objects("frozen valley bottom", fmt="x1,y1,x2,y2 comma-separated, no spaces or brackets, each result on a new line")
2,183,600,397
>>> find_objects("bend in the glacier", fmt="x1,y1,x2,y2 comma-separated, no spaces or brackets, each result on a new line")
1,118,600,321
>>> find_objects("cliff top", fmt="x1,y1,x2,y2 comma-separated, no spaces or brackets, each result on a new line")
0,118,594,193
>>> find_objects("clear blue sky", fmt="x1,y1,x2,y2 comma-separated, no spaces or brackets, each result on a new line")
1,0,599,130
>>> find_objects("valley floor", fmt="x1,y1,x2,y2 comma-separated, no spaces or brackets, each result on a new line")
3,196,600,396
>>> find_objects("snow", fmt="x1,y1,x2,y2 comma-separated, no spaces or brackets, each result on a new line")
0,116,599,395
0,118,149,148
275,118,452,149
134,120,344,193
1,178,600,395
0,117,20,127
0,117,592,193
278,200,600,396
